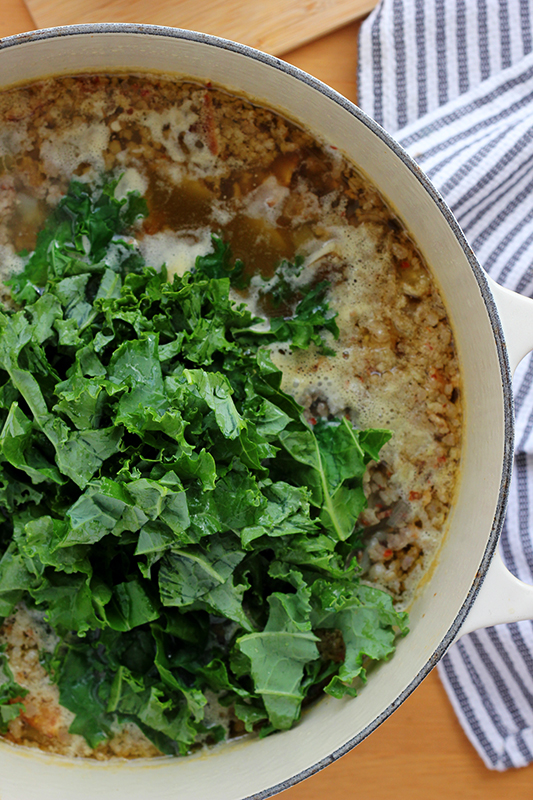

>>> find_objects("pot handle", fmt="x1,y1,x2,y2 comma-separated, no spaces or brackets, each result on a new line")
486,275,533,374
457,548,533,637
457,277,533,638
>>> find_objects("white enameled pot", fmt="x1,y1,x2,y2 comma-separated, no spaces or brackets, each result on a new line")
1,23,533,800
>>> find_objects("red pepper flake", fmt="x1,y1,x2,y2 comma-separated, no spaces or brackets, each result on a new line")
409,491,421,501
140,88,151,97
383,549,393,560
399,259,410,269
309,416,317,426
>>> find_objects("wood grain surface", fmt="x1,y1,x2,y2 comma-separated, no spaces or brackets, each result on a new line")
23,0,377,56
1,3,533,798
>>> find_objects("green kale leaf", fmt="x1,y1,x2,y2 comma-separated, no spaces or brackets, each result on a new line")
0,178,407,753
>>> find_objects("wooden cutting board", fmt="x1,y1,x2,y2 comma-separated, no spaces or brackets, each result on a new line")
22,0,377,56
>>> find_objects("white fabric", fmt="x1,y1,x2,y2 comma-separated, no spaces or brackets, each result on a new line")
358,0,533,770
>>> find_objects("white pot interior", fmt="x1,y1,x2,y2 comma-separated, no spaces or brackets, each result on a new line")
0,28,510,800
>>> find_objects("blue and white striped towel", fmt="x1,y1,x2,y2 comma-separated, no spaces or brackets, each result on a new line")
359,0,533,771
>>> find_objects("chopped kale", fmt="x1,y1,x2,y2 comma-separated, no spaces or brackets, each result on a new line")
0,645,27,733
0,179,407,752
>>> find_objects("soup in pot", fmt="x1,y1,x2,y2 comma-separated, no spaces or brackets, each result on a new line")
0,74,462,759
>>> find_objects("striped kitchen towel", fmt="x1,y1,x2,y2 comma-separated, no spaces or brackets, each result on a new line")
358,0,533,771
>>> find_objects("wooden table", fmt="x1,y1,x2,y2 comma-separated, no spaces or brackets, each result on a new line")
1,3,533,797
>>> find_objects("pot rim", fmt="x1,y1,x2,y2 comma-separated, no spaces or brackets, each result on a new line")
0,22,516,797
